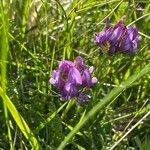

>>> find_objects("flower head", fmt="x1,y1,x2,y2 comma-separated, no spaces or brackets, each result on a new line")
94,16,139,55
49,56,97,103
120,27,139,53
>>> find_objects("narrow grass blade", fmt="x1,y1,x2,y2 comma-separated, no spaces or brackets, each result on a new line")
110,111,150,150
127,13,150,26
0,87,41,149
34,102,67,134
139,31,150,40
0,1,13,148
96,0,123,26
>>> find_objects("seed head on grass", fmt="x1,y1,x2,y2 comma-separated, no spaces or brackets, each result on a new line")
49,56,97,103
94,16,139,55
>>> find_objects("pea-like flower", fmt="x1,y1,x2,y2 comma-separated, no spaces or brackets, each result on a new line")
49,56,97,103
94,16,139,55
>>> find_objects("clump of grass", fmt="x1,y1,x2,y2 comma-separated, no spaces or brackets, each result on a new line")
0,0,150,149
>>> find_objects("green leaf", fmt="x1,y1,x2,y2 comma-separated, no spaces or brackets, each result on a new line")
0,87,41,149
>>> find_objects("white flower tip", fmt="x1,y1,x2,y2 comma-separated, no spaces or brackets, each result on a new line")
91,77,98,84
49,78,56,85
89,66,94,73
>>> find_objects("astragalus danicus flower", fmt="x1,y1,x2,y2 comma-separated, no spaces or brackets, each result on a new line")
94,16,139,55
49,56,97,103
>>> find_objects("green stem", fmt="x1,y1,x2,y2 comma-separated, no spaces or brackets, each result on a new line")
0,1,13,149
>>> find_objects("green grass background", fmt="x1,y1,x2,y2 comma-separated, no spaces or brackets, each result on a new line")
0,0,150,149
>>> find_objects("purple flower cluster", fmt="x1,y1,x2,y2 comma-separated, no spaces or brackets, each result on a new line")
49,56,97,103
94,16,139,55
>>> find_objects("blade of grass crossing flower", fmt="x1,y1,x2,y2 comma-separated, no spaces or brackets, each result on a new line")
0,1,13,149
127,13,150,40
139,31,150,40
58,63,150,150
127,13,150,27
0,87,41,149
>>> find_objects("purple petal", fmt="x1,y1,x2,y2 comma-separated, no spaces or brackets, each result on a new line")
62,83,78,100
68,67,82,85
113,16,126,29
75,56,85,72
76,56,84,66
59,60,75,75
49,70,57,85
109,26,125,42
95,31,106,44
127,27,138,41
91,77,98,84
82,69,91,87
104,18,111,30
77,92,91,103
120,35,138,53
49,70,65,89
49,70,59,85
89,66,94,74
49,78,56,85
94,30,110,45
108,44,118,55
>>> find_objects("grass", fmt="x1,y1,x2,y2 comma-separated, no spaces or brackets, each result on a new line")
0,0,150,149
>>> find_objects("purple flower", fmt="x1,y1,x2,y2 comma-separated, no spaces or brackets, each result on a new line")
49,56,97,103
120,27,139,53
94,16,139,55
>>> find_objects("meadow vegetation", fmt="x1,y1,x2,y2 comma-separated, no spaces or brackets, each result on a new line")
0,0,150,149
